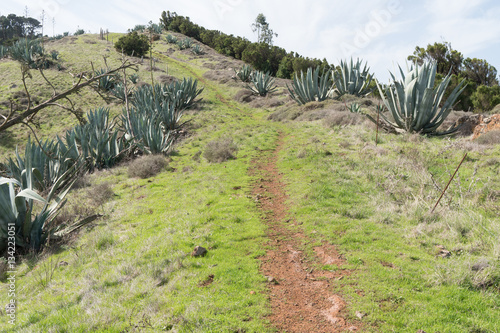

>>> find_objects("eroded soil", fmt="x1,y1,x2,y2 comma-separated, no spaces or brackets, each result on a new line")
250,132,360,332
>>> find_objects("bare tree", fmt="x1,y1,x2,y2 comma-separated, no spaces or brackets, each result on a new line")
0,59,136,133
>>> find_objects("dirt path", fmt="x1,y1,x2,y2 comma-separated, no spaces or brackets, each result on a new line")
249,132,359,333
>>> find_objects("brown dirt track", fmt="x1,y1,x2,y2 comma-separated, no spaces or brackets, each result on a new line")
249,132,360,332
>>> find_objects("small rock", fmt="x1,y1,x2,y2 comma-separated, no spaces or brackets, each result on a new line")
472,260,490,272
267,276,279,284
355,311,366,319
191,246,207,257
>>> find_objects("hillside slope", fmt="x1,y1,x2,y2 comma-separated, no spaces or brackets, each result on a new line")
0,32,499,332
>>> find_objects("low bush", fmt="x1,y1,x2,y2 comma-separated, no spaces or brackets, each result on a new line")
475,130,500,145
203,137,238,163
128,155,168,178
114,31,150,57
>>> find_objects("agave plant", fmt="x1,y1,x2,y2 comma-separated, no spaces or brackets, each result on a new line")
177,37,193,50
59,108,125,170
372,62,467,136
94,68,117,92
0,151,79,253
191,44,205,55
166,34,178,44
332,58,373,98
234,64,254,83
163,77,204,111
110,82,131,102
8,38,49,69
128,73,139,84
121,107,176,154
4,137,72,193
287,66,333,105
246,70,277,96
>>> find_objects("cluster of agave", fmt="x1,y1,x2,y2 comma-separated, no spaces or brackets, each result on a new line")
0,76,203,253
7,38,51,69
288,67,332,105
122,77,203,154
234,65,276,96
288,58,373,105
177,37,194,50
0,45,7,59
288,58,466,136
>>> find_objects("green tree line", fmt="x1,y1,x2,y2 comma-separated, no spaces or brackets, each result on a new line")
0,13,41,45
408,42,500,111
160,11,330,79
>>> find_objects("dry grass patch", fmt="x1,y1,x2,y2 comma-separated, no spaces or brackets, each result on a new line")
475,130,500,145
203,137,238,163
128,155,168,179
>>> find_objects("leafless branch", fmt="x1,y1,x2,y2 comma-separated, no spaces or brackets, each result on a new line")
0,60,137,132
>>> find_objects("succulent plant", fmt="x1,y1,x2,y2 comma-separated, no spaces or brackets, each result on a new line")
333,58,373,98
94,68,117,92
4,137,71,193
234,64,254,82
8,38,49,69
177,37,193,50
246,70,277,96
59,108,125,170
372,62,467,136
287,66,333,105
0,149,80,253
191,44,205,55
166,34,178,44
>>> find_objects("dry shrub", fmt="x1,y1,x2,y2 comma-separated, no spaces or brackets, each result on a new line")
475,130,500,145
303,101,325,111
249,96,284,109
203,137,238,163
323,111,366,127
158,75,177,84
86,182,114,206
128,155,168,178
234,89,255,103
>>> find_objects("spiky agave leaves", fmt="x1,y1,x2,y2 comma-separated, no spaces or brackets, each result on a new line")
288,66,333,105
0,149,80,252
234,64,254,82
375,62,467,136
246,70,277,96
58,108,125,171
333,58,374,98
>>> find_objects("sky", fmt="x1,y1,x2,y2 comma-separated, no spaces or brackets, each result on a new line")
2,0,500,82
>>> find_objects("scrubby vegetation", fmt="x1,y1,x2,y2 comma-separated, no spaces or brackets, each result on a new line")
114,31,150,57
0,11,499,333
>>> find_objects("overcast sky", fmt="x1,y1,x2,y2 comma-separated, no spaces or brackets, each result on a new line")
3,0,500,82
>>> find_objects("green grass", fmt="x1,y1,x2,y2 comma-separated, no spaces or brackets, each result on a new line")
1,31,499,333
277,121,500,332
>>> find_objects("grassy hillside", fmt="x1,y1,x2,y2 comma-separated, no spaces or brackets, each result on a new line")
0,32,499,332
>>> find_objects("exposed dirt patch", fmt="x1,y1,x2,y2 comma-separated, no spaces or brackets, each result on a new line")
250,132,359,332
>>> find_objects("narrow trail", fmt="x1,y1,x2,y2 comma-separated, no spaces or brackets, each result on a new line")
249,131,359,333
